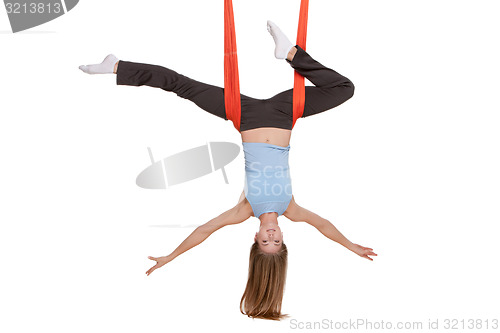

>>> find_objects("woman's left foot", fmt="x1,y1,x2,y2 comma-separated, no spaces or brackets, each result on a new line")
79,54,118,74
267,20,294,60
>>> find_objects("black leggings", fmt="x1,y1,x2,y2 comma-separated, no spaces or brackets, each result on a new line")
116,46,354,132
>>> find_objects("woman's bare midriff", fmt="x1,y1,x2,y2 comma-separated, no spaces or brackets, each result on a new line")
240,127,292,148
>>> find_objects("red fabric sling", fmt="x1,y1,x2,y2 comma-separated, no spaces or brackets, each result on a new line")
224,0,241,131
224,0,310,131
292,0,309,128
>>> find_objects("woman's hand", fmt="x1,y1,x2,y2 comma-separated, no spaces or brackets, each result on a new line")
350,243,377,261
145,255,172,276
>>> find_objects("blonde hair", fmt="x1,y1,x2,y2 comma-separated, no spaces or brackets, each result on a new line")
240,241,288,320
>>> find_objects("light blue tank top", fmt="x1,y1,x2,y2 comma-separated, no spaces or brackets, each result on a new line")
243,142,293,218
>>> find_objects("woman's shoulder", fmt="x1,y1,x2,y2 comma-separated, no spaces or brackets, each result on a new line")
283,196,302,222
236,195,255,217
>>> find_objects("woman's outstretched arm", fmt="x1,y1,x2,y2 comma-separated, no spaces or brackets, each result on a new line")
283,196,377,261
146,200,253,276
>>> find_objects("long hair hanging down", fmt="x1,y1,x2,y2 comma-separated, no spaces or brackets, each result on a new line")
240,241,289,320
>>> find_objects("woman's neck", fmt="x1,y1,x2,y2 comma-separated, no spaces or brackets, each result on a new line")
259,212,279,226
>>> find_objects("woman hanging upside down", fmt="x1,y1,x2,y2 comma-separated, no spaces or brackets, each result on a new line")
79,21,377,321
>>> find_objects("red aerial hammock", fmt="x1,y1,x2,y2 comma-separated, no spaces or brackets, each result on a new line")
224,0,310,132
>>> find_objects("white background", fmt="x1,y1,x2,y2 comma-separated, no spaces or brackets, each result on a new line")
1,0,499,332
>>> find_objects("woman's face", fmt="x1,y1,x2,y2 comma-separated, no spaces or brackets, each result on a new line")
254,226,283,253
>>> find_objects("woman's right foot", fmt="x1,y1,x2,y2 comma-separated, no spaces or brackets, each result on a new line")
267,20,294,60
79,54,118,74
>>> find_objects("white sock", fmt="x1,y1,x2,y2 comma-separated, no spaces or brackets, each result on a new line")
267,20,294,60
79,54,119,74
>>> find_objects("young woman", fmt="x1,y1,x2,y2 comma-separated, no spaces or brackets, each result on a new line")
80,21,377,320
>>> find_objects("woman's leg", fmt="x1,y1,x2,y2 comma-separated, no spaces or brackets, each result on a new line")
290,46,355,117
80,55,229,121
115,60,228,120
267,46,355,119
